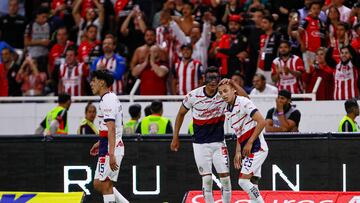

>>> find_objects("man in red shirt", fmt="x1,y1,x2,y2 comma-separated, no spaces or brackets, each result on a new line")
271,41,305,94
298,1,326,72
78,24,101,64
48,27,74,76
331,22,350,63
131,45,169,95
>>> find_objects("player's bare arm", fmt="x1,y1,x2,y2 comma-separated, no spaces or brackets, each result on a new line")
243,111,266,157
219,78,249,98
234,141,242,169
90,141,100,156
106,120,119,171
170,105,188,152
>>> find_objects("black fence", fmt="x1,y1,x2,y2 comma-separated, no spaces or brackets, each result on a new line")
1,133,360,203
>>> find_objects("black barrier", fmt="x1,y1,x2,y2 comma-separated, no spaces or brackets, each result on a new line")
1,134,360,203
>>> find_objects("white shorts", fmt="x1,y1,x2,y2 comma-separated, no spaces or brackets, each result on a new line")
240,149,268,178
94,146,124,182
193,141,230,176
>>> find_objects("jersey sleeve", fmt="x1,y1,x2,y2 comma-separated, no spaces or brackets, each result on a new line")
113,56,126,80
266,108,275,120
288,109,301,127
182,91,195,110
295,57,305,72
101,96,117,122
271,60,278,76
240,97,258,117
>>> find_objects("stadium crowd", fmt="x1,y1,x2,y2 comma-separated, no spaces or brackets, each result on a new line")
0,0,359,100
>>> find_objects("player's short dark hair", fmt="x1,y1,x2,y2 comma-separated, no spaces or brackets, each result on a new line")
144,105,152,117
204,66,220,75
345,99,359,114
151,100,163,114
58,93,71,104
85,102,95,113
145,28,156,34
129,104,141,118
91,70,114,88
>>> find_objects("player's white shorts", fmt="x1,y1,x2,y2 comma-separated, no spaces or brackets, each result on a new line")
94,146,124,182
193,141,230,175
240,149,268,178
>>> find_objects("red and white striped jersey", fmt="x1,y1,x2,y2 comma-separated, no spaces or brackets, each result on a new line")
334,61,359,100
174,59,203,95
93,56,125,95
59,63,87,96
271,55,305,94
156,26,180,66
224,96,268,151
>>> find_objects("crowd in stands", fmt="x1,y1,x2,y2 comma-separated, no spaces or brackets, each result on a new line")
0,0,359,100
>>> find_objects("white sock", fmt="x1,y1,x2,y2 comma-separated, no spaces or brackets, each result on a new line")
238,179,264,203
220,176,232,203
202,175,214,203
103,194,116,203
113,187,129,203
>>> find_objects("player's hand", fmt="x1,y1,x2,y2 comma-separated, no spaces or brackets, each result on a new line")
109,154,119,171
90,142,99,156
242,142,252,157
170,136,180,152
234,152,242,169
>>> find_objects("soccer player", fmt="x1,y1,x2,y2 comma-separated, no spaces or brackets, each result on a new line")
89,70,128,203
218,82,268,203
170,66,247,203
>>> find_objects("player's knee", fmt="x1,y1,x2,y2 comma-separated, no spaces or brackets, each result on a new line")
238,178,250,190
202,175,213,191
220,176,231,191
93,179,102,192
250,176,260,185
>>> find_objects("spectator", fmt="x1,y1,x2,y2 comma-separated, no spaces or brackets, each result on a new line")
58,47,89,96
298,0,327,23
156,10,178,67
152,0,176,29
77,24,102,64
338,99,359,132
244,8,264,86
231,70,252,93
257,15,282,83
351,23,360,53
78,102,98,134
271,40,305,94
35,93,71,135
217,15,248,78
265,89,301,132
72,0,104,45
326,42,360,100
91,36,126,95
331,0,351,23
0,41,15,64
0,0,27,49
250,73,278,95
172,43,203,95
209,24,229,75
298,1,326,72
130,29,156,76
136,100,173,135
120,4,147,58
123,104,141,135
172,2,199,36
16,56,47,96
221,0,244,24
331,22,351,63
24,7,50,73
304,47,334,100
132,44,169,95
286,10,302,56
0,48,22,96
48,27,74,78
326,5,340,38
170,11,212,69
